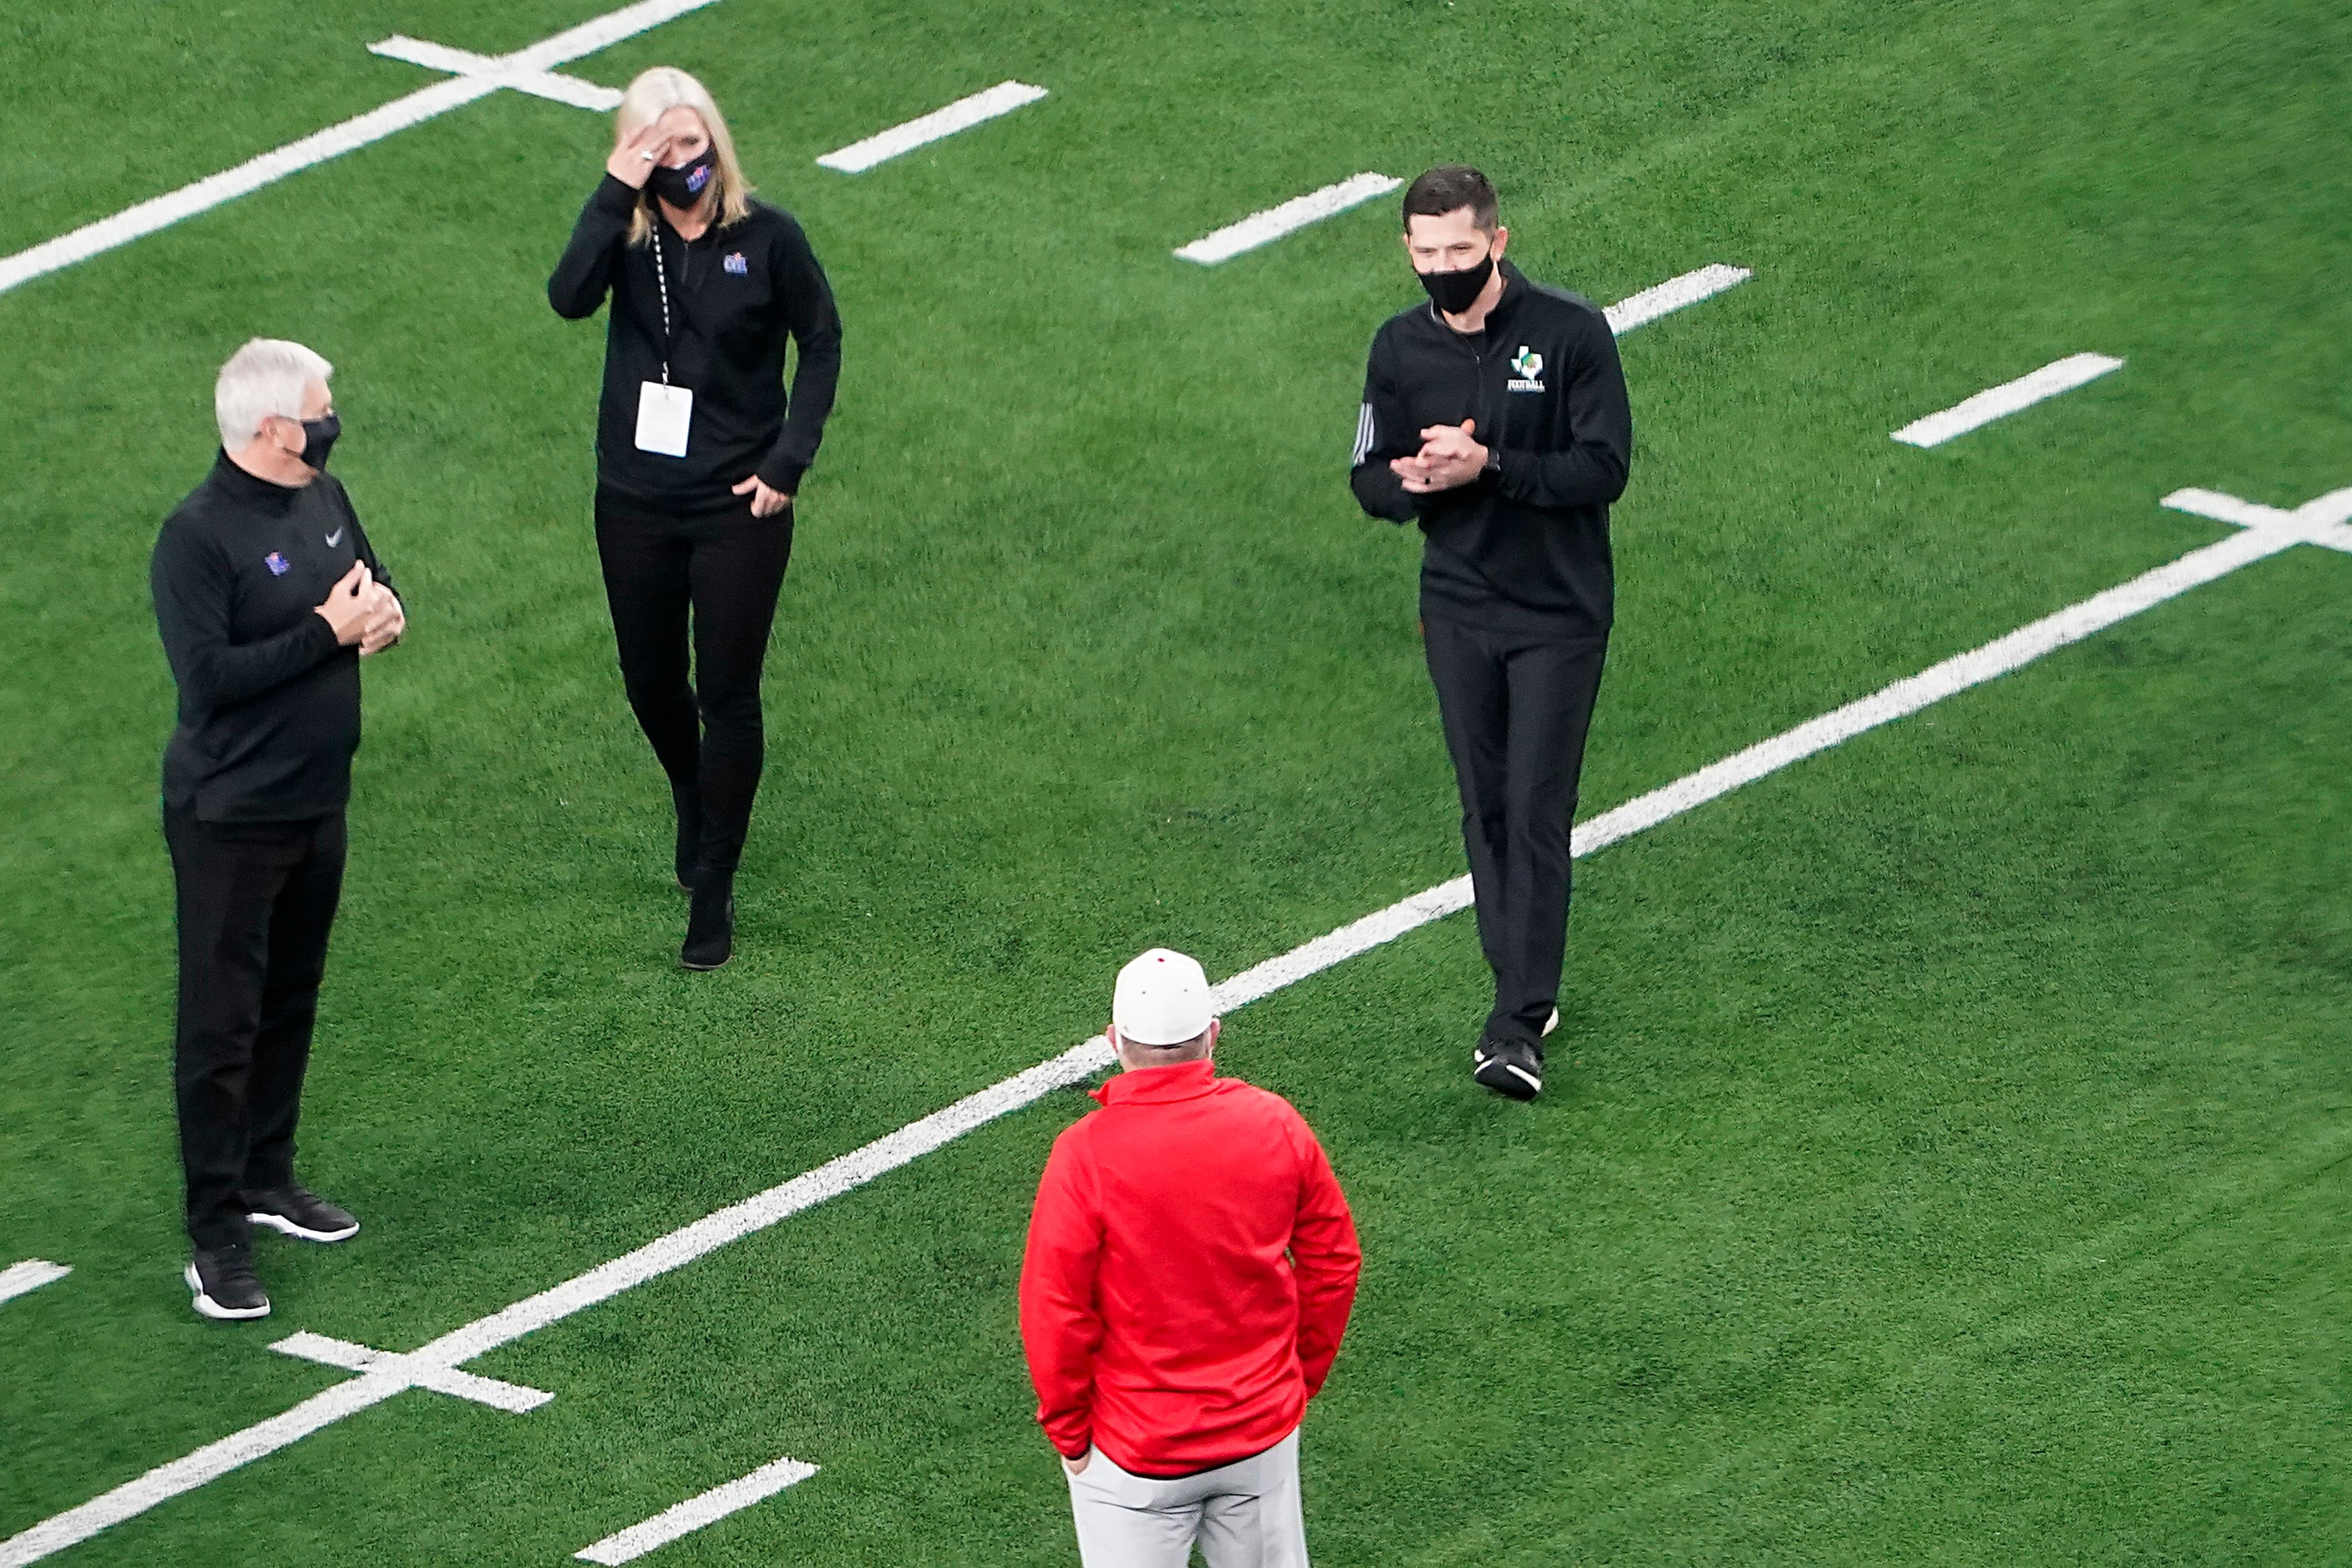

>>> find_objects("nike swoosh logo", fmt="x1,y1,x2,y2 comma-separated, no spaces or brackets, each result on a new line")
325,528,344,547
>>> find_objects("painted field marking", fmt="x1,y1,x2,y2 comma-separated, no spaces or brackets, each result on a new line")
1603,263,1753,334
0,1261,71,1307
1175,173,1403,265
574,1456,819,1565
10,477,2342,1567
815,82,1050,174
0,0,730,298
367,35,622,112
1892,352,2125,448
2163,486,2352,553
270,1332,554,1414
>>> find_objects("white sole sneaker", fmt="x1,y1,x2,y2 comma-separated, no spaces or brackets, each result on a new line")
1544,1009,1560,1037
184,1262,271,1321
246,1209,358,1244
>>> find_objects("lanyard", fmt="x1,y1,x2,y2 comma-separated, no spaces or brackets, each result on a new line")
650,223,684,385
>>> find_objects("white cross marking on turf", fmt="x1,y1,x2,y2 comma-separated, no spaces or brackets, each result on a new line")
2162,486,2352,554
0,0,729,297
271,1331,554,1414
368,35,623,112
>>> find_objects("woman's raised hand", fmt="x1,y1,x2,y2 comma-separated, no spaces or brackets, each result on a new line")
605,124,672,190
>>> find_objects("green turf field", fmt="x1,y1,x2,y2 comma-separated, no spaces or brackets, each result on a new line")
4,0,2349,1560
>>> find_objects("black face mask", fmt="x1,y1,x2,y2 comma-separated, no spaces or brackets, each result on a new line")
1418,250,1495,316
647,146,718,210
296,413,340,472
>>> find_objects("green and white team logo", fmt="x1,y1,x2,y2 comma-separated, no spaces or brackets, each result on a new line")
1508,346,1545,392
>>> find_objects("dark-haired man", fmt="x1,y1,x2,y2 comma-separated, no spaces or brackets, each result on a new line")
1349,165,1631,1101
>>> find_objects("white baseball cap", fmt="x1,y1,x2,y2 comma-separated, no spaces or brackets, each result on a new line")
1112,948,1215,1047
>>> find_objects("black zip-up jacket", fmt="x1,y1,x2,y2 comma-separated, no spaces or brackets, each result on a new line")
549,175,843,509
1351,262,1631,636
151,453,398,822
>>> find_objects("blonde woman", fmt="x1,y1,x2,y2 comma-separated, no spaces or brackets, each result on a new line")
549,67,841,970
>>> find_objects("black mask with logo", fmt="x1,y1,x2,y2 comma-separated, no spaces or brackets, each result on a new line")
1418,250,1496,316
647,146,719,210
296,413,341,472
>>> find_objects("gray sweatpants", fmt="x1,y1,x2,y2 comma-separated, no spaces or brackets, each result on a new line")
1063,1428,1308,1567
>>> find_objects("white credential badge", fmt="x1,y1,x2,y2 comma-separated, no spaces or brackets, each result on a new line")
635,381,693,457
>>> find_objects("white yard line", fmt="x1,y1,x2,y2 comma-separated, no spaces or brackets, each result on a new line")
270,1332,554,1414
574,1456,820,1564
367,35,622,113
2164,485,2352,552
1175,173,1403,265
0,0,728,298
1892,352,2125,448
10,482,2339,1566
1602,263,1753,333
815,82,1050,174
0,1261,71,1307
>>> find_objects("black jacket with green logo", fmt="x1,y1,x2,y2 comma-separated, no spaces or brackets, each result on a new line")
549,175,842,510
1350,262,1631,637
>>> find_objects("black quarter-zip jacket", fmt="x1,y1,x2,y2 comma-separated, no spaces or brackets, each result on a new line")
1351,262,1631,637
150,453,398,822
549,175,843,510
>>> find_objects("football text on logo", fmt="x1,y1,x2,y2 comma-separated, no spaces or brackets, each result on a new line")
723,251,749,276
1507,346,1545,393
265,552,291,576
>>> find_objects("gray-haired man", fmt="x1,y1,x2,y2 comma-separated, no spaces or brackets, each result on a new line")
150,338,403,1320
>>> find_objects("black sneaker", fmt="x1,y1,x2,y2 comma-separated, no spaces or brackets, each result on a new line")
680,879,735,970
673,792,703,892
185,1244,271,1320
243,1184,359,1243
1472,1036,1544,1101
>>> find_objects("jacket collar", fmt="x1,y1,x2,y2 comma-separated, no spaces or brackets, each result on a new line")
206,448,308,513
1090,1056,1219,1108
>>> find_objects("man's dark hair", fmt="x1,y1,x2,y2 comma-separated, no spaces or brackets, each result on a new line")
1402,164,1499,233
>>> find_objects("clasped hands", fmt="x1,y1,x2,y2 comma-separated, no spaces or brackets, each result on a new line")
315,561,406,656
1389,417,1490,494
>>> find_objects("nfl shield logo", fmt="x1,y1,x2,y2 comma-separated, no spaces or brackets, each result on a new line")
724,251,748,276
685,163,711,195
265,552,291,576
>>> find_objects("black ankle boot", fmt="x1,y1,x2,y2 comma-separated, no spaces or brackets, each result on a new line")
672,791,703,891
681,873,735,970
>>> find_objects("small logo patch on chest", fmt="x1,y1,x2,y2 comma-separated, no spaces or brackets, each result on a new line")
265,552,291,576
1507,346,1545,393
723,251,748,276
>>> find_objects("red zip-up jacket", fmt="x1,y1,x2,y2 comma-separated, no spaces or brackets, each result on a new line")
1019,1057,1362,1477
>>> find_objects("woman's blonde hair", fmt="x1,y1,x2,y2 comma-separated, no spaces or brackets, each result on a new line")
615,67,753,245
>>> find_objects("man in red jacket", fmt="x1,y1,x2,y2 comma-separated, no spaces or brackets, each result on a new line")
1021,948,1363,1566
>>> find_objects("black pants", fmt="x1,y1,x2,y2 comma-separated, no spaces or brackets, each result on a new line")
1422,614,1608,1050
164,804,346,1251
594,488,794,879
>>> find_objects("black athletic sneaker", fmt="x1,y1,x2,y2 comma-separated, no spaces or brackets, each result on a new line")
185,1244,271,1320
243,1184,359,1243
1472,1036,1544,1101
680,879,735,970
